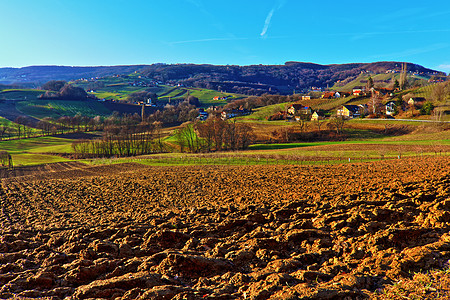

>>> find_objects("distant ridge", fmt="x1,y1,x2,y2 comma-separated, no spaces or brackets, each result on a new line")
0,62,445,95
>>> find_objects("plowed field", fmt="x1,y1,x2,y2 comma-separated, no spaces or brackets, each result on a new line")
0,157,449,299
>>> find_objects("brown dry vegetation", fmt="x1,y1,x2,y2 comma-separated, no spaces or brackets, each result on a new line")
0,157,449,299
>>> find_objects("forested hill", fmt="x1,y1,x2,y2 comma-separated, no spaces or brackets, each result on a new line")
0,65,150,87
0,62,444,94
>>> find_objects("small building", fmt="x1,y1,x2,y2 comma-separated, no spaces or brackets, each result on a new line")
353,86,365,96
340,91,352,97
301,95,311,100
337,105,361,118
311,111,325,121
408,97,426,107
385,101,397,116
221,109,251,120
322,92,336,99
287,104,312,116
197,109,209,121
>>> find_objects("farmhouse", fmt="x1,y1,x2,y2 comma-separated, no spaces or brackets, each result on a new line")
352,86,365,96
385,101,397,116
213,96,228,101
371,87,394,96
221,108,251,120
197,109,209,121
322,92,337,99
311,111,325,121
408,97,426,107
287,104,312,116
337,105,361,118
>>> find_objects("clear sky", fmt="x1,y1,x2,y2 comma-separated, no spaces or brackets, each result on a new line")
1,0,450,73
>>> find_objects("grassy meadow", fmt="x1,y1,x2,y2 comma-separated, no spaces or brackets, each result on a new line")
0,136,74,166
16,99,111,118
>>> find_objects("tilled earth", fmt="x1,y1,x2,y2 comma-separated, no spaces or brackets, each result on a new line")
0,157,449,299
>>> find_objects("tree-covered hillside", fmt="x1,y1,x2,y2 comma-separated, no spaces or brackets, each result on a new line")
0,62,445,95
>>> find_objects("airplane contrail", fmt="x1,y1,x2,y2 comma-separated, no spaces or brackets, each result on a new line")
260,0,287,38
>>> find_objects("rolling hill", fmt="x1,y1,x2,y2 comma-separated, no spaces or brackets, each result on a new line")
1,62,446,95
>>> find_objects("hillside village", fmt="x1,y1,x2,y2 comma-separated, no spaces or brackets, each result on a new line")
220,83,446,124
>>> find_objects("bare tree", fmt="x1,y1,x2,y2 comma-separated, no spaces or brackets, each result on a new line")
431,82,449,104
368,93,383,116
328,115,346,135
0,151,13,169
175,124,200,153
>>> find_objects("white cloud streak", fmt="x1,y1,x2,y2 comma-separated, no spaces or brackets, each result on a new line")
260,0,287,38
260,9,275,37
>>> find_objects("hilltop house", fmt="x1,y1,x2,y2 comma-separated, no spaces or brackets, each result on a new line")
408,97,426,108
213,96,228,101
287,104,312,116
311,111,325,121
197,109,209,121
385,101,397,116
370,87,394,96
221,108,251,120
353,87,365,96
322,92,339,99
301,95,311,100
337,105,361,118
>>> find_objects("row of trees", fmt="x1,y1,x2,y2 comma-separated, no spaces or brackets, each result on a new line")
0,116,36,140
147,102,199,124
0,97,202,141
72,114,256,157
175,118,254,153
72,121,165,158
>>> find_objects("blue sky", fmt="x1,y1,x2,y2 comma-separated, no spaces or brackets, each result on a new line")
1,0,450,73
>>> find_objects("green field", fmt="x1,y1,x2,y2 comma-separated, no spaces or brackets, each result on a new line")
0,128,447,167
11,153,72,166
238,103,289,121
0,136,75,166
0,89,44,100
0,116,41,139
0,136,74,153
16,99,111,118
74,75,246,106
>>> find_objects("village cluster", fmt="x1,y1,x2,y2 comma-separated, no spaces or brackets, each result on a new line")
265,86,430,122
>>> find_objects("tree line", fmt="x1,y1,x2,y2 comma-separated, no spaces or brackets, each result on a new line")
175,118,254,153
72,120,165,158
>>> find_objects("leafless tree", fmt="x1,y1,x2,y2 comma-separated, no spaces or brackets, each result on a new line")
328,115,346,135
368,93,383,116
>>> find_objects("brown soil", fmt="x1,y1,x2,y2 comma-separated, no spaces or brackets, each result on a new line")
0,157,449,299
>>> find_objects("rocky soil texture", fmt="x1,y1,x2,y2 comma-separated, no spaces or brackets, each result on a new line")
0,157,449,299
